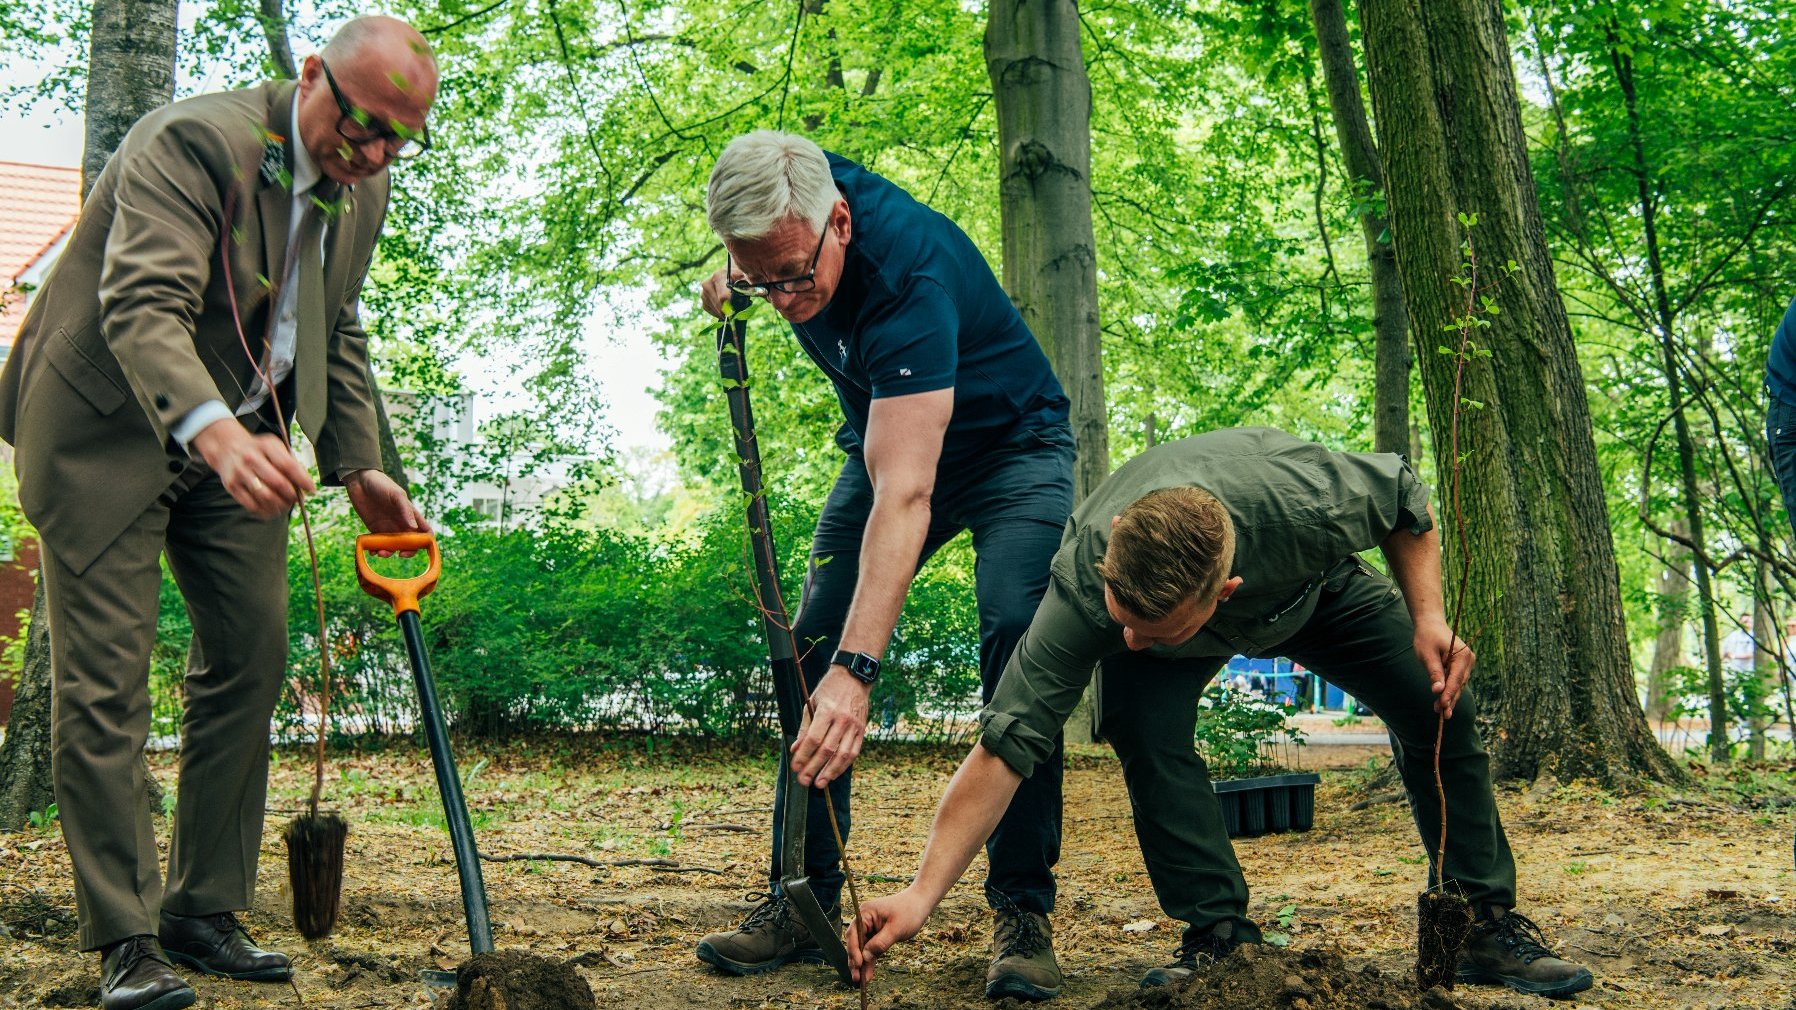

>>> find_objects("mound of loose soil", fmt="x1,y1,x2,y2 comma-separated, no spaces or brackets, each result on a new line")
1088,944,1468,1010
438,950,596,1010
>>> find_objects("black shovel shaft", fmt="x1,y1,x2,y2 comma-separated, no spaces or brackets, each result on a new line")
717,302,854,986
717,305,806,737
399,609,494,955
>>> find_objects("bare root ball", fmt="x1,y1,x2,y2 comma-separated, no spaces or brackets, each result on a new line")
1415,890,1473,992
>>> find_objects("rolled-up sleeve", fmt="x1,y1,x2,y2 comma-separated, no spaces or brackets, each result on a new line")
978,581,1119,778
1324,450,1434,555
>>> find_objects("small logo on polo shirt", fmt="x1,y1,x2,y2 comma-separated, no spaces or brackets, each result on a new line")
899,368,912,376
838,340,848,362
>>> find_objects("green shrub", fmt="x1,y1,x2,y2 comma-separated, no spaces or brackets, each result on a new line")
1193,686,1305,778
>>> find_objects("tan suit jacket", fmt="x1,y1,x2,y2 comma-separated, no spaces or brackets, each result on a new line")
0,80,385,575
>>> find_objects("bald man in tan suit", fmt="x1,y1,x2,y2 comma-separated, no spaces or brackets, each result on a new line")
0,18,436,1010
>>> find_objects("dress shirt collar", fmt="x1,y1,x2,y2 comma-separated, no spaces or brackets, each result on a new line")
289,93,321,197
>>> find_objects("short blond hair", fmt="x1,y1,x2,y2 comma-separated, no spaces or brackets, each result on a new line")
1096,486,1236,620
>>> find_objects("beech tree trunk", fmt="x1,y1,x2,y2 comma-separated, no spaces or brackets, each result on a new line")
1358,0,1678,785
1644,528,1690,723
985,0,1108,501
986,0,1108,744
80,0,180,194
1749,561,1774,761
1308,0,1409,456
0,0,178,831
1605,36,1730,763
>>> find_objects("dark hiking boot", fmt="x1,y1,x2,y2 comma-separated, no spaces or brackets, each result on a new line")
695,892,839,975
985,897,1061,1001
1455,909,1594,998
1140,922,1242,988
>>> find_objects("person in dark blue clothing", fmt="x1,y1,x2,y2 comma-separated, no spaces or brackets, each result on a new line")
692,130,1074,1001
1767,296,1796,534
1763,295,1796,877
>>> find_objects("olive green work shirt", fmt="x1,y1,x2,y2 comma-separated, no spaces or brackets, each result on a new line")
977,427,1433,778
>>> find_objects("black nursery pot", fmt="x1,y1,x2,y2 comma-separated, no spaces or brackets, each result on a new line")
1211,773,1321,839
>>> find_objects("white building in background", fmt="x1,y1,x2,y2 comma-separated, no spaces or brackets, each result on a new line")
380,388,570,528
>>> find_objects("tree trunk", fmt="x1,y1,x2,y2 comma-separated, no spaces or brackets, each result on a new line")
0,0,179,831
1604,36,1726,763
81,0,180,193
1749,561,1773,760
0,583,55,828
1644,527,1690,723
986,0,1108,744
1308,0,1409,456
258,0,297,79
1358,0,1678,785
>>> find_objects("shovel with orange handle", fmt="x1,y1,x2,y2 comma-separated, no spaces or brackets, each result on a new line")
357,532,493,982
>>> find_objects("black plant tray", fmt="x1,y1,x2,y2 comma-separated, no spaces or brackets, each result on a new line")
1212,773,1321,838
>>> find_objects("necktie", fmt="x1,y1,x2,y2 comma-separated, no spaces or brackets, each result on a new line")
292,184,336,433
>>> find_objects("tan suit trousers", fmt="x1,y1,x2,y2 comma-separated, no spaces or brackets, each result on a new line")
45,453,289,950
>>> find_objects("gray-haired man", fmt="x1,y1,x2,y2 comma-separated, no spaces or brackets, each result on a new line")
693,131,1074,1001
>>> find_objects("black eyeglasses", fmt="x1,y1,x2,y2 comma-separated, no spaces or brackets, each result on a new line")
319,58,431,160
726,225,829,297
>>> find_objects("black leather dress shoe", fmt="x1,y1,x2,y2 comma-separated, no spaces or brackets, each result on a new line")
100,936,196,1010
158,910,292,981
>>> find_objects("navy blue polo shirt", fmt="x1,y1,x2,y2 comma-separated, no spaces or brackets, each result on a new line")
788,153,1069,470
1768,295,1796,403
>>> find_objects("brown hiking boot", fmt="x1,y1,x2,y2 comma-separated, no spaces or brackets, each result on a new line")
985,897,1061,1001
695,892,838,976
1140,922,1242,988
1456,910,1593,998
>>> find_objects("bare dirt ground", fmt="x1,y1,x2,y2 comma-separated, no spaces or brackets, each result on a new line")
2,733,1791,1010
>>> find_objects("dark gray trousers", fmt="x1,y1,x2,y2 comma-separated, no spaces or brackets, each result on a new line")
1098,561,1518,944
771,430,1075,915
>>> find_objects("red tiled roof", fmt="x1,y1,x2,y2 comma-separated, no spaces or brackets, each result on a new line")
1,160,83,343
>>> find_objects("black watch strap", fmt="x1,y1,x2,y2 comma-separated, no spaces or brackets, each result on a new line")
832,649,881,685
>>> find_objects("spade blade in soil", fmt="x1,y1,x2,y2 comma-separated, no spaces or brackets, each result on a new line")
783,873,852,986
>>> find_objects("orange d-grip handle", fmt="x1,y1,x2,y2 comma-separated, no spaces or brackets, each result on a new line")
355,532,441,615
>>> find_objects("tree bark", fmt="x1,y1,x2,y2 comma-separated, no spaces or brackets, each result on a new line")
81,0,180,195
1750,561,1773,760
1605,35,1726,763
0,0,179,831
0,583,55,828
986,0,1107,743
1308,0,1409,456
1358,0,1678,785
1644,528,1690,723
258,0,297,80
986,0,1107,500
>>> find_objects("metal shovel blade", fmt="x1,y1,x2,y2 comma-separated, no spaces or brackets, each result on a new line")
777,743,853,986
783,874,852,986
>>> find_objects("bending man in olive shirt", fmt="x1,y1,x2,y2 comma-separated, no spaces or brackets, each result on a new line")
847,428,1593,999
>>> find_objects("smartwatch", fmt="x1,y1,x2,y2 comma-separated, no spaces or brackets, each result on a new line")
832,649,881,685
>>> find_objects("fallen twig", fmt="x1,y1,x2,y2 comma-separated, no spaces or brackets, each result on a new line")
477,852,723,874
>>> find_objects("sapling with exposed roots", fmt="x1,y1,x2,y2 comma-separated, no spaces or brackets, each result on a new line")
1416,213,1517,990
